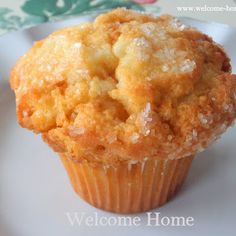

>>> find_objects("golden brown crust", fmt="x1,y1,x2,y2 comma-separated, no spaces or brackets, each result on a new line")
10,8,236,164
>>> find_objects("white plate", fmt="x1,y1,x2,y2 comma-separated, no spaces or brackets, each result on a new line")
0,15,236,236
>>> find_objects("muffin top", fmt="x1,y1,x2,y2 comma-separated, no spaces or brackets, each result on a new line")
10,8,236,164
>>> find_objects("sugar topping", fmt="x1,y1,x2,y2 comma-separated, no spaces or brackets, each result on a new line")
180,59,196,73
46,65,52,71
37,80,44,87
155,49,195,73
219,123,227,132
130,132,140,143
107,133,117,144
156,30,166,39
223,103,229,111
155,48,176,60
161,64,169,72
185,134,193,143
45,75,52,81
170,18,188,31
143,103,152,121
223,103,234,113
132,38,150,61
140,102,152,136
133,37,149,48
68,126,85,137
185,129,198,145
145,76,152,81
137,51,150,61
71,112,77,120
22,110,28,118
76,69,89,76
73,42,82,49
198,113,209,125
141,23,155,36
192,129,198,138
75,87,81,96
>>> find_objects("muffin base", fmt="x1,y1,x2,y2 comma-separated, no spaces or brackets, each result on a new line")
60,154,193,213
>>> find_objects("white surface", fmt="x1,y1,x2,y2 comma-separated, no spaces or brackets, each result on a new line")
0,16,236,236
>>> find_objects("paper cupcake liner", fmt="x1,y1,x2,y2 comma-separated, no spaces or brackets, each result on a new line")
60,154,194,213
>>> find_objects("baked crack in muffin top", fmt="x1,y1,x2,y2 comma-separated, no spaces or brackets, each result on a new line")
10,8,236,164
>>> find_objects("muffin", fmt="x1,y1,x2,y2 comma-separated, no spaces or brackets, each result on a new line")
10,8,236,213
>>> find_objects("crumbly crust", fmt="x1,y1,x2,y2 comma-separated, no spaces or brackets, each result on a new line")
10,8,236,164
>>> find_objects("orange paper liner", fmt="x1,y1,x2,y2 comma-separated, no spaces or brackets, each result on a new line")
60,154,193,213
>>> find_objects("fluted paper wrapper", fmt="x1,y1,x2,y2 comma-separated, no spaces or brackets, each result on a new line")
60,154,193,213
